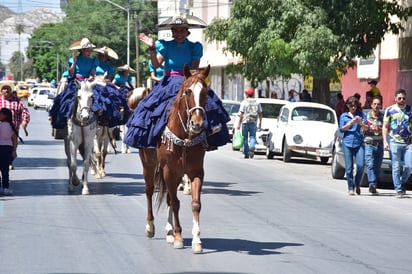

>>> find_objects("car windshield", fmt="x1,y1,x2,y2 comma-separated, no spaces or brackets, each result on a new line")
39,90,49,95
223,103,240,115
261,103,285,119
291,107,335,124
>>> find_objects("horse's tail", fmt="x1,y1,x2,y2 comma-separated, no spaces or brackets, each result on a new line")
154,164,167,212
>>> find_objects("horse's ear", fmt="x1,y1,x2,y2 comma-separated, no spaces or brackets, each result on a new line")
203,65,210,77
183,64,191,77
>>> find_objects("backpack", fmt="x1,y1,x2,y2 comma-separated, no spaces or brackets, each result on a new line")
245,99,259,122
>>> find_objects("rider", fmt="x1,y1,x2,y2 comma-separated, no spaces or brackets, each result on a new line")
124,14,230,150
112,65,135,90
94,46,118,81
50,38,100,129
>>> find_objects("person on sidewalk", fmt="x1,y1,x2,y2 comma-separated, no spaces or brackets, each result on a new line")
0,108,18,195
382,89,412,198
237,88,262,159
364,96,384,195
340,96,368,195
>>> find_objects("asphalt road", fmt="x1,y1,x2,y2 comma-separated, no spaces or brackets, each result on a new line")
1,105,412,274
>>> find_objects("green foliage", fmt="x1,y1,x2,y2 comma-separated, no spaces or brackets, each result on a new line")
26,0,158,83
205,0,412,85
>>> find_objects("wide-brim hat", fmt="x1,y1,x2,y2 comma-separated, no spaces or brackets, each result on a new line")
69,37,96,50
94,46,119,60
156,13,207,31
0,83,13,91
117,64,136,73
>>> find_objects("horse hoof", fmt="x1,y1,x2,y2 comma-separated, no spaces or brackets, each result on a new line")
145,223,155,238
166,235,175,244
192,243,203,253
173,240,184,249
183,185,191,195
82,188,90,195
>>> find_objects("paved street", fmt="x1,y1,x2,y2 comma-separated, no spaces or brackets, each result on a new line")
1,106,412,274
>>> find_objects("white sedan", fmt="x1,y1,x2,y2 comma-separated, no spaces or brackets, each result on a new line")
266,102,338,164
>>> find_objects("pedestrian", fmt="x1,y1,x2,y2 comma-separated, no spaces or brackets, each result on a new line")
94,46,118,81
340,96,368,195
300,89,312,102
0,108,18,195
288,89,297,102
0,83,30,170
335,93,345,120
236,88,262,159
363,91,373,109
148,59,164,86
364,96,384,195
368,80,381,97
125,15,230,150
382,89,412,198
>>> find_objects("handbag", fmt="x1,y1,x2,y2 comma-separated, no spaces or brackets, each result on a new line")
232,130,244,150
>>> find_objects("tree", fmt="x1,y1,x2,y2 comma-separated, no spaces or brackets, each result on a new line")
205,0,412,104
9,51,25,81
26,0,158,83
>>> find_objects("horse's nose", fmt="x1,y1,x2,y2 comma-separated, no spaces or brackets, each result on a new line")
189,120,203,134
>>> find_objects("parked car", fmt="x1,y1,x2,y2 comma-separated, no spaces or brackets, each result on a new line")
33,88,56,109
266,101,338,164
232,98,287,152
28,88,40,106
15,83,31,98
222,99,241,140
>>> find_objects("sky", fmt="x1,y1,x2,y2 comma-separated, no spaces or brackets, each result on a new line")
0,0,62,13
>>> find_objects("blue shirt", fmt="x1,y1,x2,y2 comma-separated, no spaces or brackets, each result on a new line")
148,60,164,80
339,111,366,148
113,73,132,86
384,104,412,144
68,55,98,77
96,61,115,78
156,39,202,72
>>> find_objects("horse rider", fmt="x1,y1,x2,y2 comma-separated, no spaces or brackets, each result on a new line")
123,14,230,151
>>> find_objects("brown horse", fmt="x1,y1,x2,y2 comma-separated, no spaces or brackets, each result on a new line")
140,64,210,252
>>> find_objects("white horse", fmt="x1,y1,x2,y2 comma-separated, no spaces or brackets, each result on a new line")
65,80,97,195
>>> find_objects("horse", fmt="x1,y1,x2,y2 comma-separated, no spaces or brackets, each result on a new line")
65,80,97,195
140,64,210,252
91,117,112,179
121,87,151,154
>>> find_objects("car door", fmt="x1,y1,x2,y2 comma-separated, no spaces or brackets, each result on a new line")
273,106,290,152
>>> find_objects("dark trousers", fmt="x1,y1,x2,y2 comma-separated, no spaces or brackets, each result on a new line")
0,145,13,189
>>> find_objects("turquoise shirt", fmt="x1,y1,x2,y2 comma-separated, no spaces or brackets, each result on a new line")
148,60,164,80
156,39,202,72
113,73,132,86
96,61,114,78
68,55,98,77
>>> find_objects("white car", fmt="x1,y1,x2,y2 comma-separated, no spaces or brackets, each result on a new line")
233,98,287,152
33,88,56,110
266,101,338,164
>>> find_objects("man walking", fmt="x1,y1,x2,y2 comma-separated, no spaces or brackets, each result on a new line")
382,89,412,198
237,88,262,159
364,96,384,195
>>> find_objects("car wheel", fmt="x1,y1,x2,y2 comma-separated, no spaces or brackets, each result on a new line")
266,146,274,159
331,150,345,179
282,138,291,162
320,157,329,165
34,105,38,110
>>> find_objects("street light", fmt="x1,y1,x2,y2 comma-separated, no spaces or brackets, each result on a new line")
101,0,130,65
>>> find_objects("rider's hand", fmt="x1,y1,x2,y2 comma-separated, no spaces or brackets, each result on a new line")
139,33,153,48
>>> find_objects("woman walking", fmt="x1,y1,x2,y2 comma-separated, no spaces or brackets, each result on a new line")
339,96,368,195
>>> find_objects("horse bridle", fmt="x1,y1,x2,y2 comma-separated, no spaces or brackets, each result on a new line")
177,88,206,134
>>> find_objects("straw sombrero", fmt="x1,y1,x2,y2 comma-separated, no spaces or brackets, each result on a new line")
94,46,119,60
117,64,136,73
69,38,96,50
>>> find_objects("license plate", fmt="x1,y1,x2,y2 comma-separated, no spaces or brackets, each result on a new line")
317,149,330,156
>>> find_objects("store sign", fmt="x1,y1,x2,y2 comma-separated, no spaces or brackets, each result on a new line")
357,47,379,79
